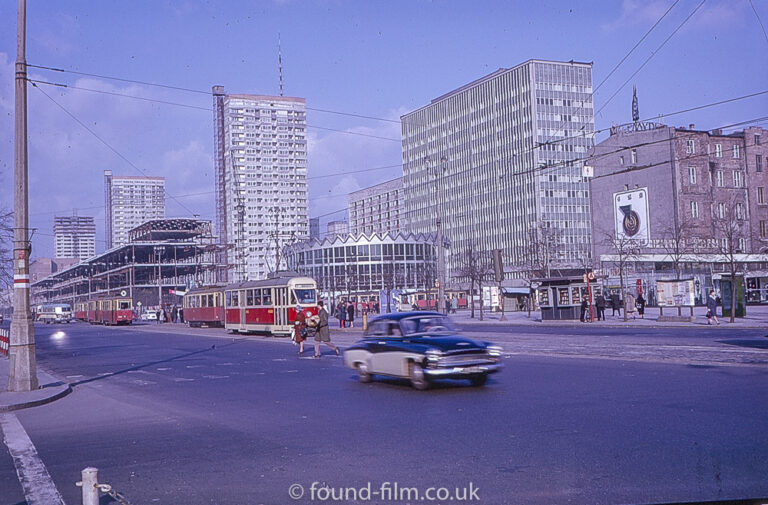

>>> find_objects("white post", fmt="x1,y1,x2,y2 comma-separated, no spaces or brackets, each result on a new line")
80,467,99,505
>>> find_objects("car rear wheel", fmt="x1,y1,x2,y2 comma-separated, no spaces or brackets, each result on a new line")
469,374,488,387
357,363,372,383
409,362,429,390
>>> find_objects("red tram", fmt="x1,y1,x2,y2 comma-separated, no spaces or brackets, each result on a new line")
182,274,318,336
183,285,226,327
73,302,88,321
87,297,133,325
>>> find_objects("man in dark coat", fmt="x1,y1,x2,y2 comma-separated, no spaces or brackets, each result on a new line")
595,293,606,321
346,302,355,328
580,298,589,322
314,300,340,358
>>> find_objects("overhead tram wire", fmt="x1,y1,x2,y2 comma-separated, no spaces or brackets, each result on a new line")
29,81,197,216
537,0,681,151
595,0,707,117
27,62,405,126
27,78,401,143
749,0,768,46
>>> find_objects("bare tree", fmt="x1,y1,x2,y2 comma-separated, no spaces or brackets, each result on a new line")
512,224,566,318
713,198,750,323
603,231,642,322
660,220,695,280
454,244,492,320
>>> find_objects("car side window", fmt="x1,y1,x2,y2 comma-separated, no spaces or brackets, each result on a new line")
387,323,402,336
366,320,387,336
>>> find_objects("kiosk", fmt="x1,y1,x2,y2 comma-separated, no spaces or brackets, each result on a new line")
536,276,599,321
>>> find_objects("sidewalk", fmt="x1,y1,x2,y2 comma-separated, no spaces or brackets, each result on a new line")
446,304,768,329
0,356,72,412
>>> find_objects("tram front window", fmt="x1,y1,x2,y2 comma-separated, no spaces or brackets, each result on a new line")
294,289,316,304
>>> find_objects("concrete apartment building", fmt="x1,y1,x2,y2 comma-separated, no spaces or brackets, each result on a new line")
104,171,166,249
348,177,404,236
213,86,308,282
401,60,595,278
54,214,95,261
326,220,349,239
589,123,768,303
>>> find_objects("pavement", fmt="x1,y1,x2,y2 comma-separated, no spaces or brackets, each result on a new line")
0,356,72,412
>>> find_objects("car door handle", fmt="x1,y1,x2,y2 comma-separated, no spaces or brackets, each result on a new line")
377,341,387,345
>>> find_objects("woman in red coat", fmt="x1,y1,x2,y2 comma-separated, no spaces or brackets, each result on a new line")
294,304,308,356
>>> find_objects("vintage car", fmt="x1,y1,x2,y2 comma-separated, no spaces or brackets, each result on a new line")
343,311,503,389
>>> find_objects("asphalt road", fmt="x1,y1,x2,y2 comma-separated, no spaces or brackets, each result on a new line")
1,322,767,505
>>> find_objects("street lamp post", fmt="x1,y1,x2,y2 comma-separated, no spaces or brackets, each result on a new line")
9,0,38,392
426,156,448,314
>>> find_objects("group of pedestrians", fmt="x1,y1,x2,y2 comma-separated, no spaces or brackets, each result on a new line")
336,300,356,328
154,305,184,324
293,301,340,358
581,292,646,322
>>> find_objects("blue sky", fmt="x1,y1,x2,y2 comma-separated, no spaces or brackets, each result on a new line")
0,0,767,258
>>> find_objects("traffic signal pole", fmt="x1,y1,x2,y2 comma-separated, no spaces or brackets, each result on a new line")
9,0,38,392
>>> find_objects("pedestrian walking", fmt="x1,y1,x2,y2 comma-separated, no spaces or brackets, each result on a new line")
451,296,458,314
293,304,308,356
636,294,646,319
347,301,355,328
706,289,720,325
337,301,346,328
596,293,606,321
314,300,340,358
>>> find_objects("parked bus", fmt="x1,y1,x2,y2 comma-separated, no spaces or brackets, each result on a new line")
88,297,133,325
36,303,73,324
183,285,226,327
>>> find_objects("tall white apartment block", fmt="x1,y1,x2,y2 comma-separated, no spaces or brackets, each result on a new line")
349,177,404,236
401,59,595,275
104,170,166,249
213,86,308,282
54,214,95,261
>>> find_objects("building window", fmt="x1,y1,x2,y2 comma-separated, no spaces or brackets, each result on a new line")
714,144,722,157
733,171,743,187
721,237,728,250
757,154,763,172
686,139,695,154
737,238,746,252
716,170,724,187
688,166,697,184
717,202,726,219
756,134,762,146
631,149,637,164
619,155,624,165
733,145,740,158
690,200,699,218
761,220,767,238
758,187,765,204
736,202,745,220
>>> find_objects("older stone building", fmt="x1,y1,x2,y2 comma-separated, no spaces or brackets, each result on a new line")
588,123,768,303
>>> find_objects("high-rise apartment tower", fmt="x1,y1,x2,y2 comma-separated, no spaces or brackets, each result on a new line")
104,170,166,249
212,86,309,281
53,214,95,261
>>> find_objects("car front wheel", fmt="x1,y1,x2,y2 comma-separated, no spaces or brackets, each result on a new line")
409,362,429,390
357,363,373,383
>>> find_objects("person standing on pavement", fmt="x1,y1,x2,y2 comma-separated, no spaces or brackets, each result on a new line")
596,293,606,321
336,300,345,328
706,289,720,325
314,300,340,358
347,301,355,328
636,294,646,319
293,304,308,356
171,305,178,323
156,307,162,324
610,293,621,317
580,298,589,322
451,296,458,314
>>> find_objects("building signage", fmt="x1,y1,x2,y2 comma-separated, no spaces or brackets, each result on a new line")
656,279,695,306
614,187,650,244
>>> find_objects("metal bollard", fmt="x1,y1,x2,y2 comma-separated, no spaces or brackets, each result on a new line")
362,311,368,331
79,467,99,505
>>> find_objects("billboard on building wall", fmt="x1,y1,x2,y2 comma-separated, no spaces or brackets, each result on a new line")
656,279,695,306
614,187,650,245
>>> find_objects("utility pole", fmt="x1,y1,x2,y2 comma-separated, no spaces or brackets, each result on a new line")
427,156,447,314
9,0,38,392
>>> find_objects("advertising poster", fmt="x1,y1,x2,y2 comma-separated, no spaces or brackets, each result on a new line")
656,279,695,306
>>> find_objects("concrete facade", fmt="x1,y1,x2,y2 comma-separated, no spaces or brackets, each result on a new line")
104,171,166,249
53,215,96,261
348,177,404,236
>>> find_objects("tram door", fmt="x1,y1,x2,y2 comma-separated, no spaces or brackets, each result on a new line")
274,287,288,332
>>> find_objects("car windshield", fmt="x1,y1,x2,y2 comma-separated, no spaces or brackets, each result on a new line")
399,315,458,336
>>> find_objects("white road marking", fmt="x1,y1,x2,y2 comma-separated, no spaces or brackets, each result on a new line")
156,367,171,371
202,375,229,379
216,362,234,366
173,378,195,382
185,365,203,369
65,375,83,379
272,358,288,362
0,413,67,505
282,370,299,373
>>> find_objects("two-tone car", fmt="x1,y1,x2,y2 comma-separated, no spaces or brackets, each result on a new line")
343,311,503,390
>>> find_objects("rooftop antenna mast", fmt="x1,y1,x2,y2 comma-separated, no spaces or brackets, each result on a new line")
278,33,283,96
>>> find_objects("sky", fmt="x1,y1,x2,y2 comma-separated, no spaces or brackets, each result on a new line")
0,0,767,259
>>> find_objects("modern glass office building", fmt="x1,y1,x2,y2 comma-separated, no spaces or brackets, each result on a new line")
401,59,594,277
